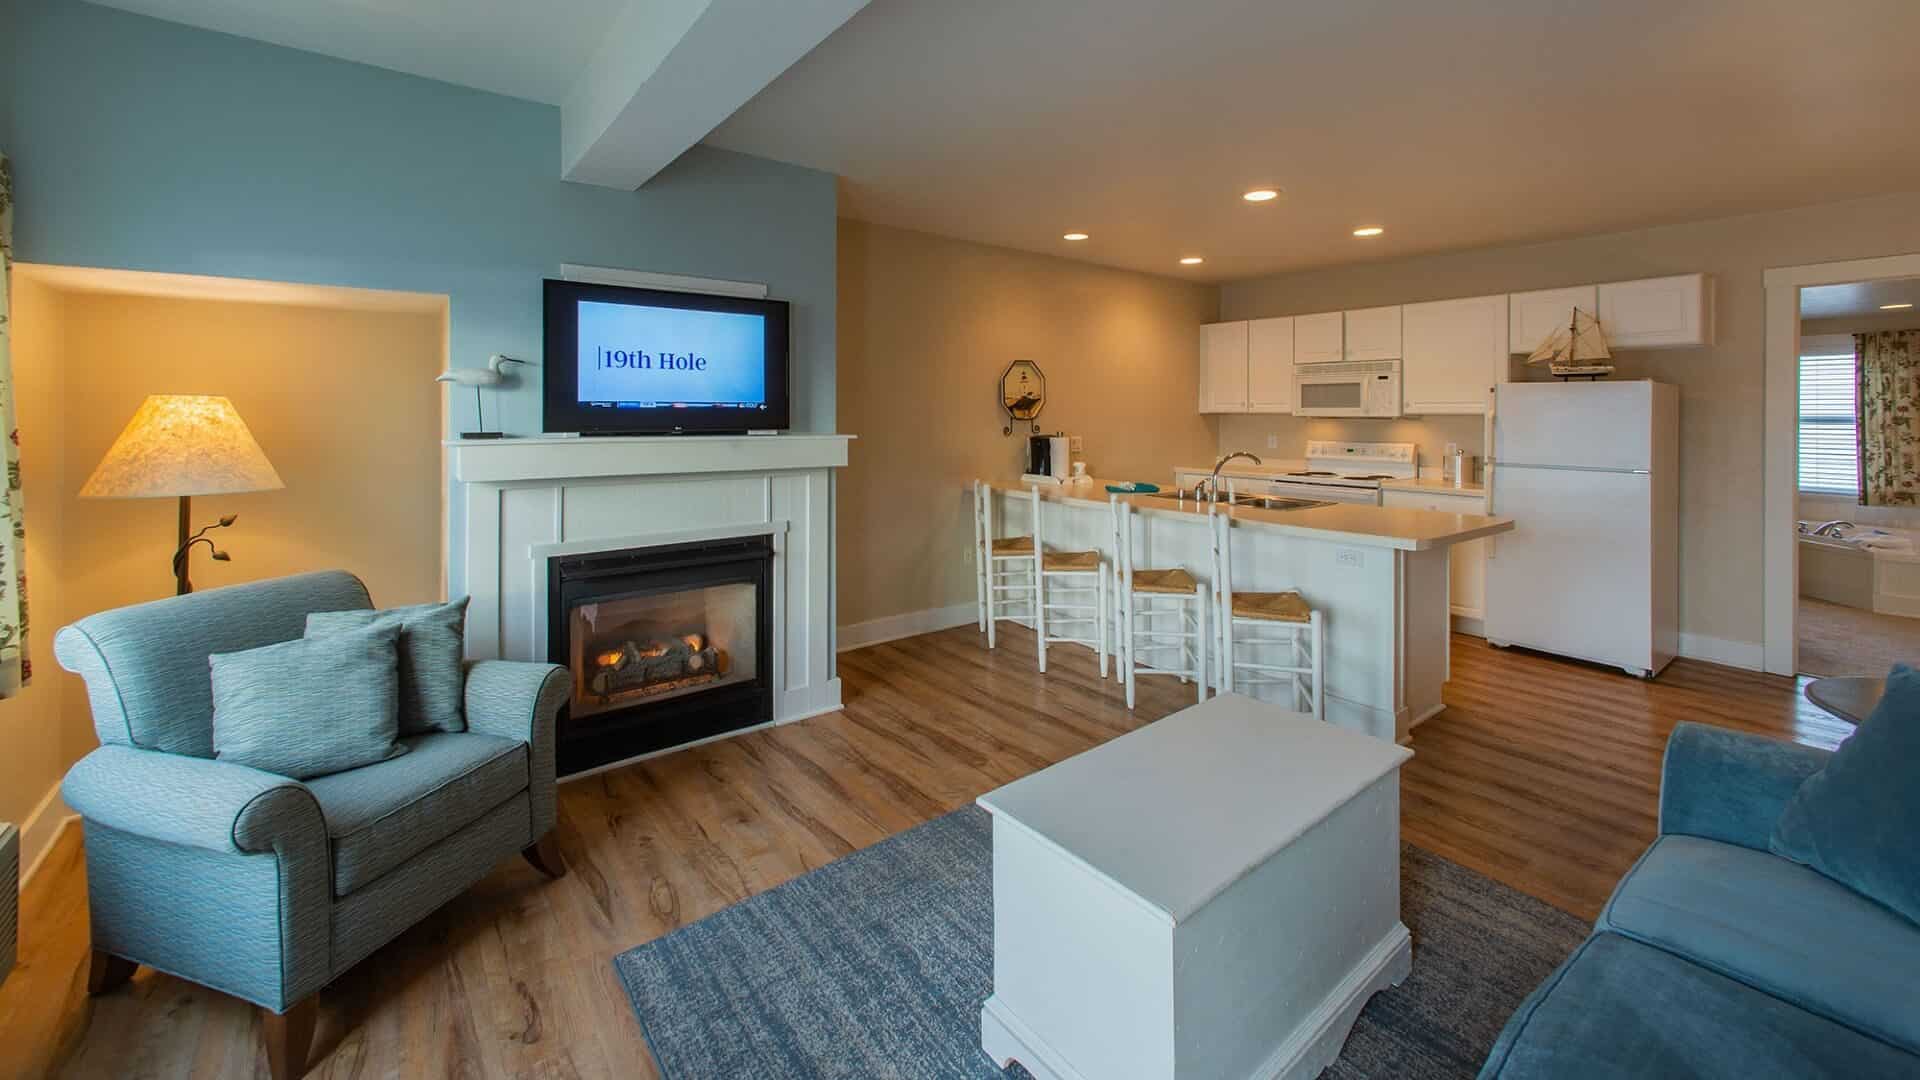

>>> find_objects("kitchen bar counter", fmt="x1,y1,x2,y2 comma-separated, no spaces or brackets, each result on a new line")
981,476,1513,745
1012,476,1510,551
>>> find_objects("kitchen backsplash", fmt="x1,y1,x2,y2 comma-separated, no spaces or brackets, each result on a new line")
1214,414,1487,479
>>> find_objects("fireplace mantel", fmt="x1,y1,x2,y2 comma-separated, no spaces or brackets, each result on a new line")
449,433,852,761
446,433,852,484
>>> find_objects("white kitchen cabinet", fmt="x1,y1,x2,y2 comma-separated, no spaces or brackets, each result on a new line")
1199,321,1250,413
1599,273,1714,348
1247,317,1295,413
1381,486,1487,622
1401,295,1508,414
1343,305,1403,361
1508,285,1598,355
1294,312,1345,365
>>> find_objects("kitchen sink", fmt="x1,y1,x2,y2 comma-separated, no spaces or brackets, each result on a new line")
1133,491,1333,512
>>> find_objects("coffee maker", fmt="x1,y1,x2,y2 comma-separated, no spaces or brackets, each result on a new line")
1025,434,1072,482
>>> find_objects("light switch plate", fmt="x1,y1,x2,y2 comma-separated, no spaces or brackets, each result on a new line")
1336,548,1363,567
1266,434,1278,448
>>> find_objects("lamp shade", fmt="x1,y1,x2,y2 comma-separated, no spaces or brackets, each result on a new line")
80,395,284,499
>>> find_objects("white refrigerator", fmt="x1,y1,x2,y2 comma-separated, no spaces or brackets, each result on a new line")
1485,380,1679,678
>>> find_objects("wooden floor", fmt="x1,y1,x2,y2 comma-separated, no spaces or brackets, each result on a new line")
0,626,1850,1079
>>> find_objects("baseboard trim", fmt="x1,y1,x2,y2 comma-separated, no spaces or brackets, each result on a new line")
838,603,977,652
1450,614,1485,637
19,782,77,891
1676,633,1764,672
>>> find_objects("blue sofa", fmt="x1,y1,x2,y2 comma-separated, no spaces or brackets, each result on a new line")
1481,722,1920,1078
54,572,571,1080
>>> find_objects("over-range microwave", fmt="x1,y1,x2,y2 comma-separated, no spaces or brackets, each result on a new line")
1294,360,1401,418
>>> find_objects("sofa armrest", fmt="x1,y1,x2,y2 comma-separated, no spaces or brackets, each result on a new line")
1659,722,1832,851
61,745,333,1009
463,660,568,838
63,744,326,856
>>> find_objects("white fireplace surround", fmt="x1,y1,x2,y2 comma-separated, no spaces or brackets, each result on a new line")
449,434,852,747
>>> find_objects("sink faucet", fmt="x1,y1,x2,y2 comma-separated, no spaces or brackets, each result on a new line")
1810,520,1855,537
1198,451,1263,502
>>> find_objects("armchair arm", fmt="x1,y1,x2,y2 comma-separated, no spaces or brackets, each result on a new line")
463,660,568,838
1659,722,1832,851
61,746,332,1010
63,745,325,855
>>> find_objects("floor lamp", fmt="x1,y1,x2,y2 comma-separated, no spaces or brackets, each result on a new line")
79,395,285,595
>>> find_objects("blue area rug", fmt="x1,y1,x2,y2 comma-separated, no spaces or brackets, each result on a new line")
614,807,1588,1078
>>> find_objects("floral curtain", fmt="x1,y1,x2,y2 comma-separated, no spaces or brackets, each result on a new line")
1856,329,1920,507
0,153,26,695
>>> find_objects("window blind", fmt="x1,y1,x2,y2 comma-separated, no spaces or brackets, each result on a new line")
1799,353,1858,496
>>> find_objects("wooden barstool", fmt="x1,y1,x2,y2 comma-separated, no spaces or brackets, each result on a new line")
1208,503,1324,719
1029,487,1108,675
1111,495,1207,708
975,481,1037,649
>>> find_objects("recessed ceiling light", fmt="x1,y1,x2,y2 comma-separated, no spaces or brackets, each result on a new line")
1881,302,1914,310
1179,256,1205,265
1352,226,1385,237
1062,232,1089,241
1242,189,1280,203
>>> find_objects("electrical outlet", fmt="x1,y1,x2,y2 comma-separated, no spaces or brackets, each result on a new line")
1070,435,1084,452
1266,434,1278,449
963,541,975,564
1336,548,1363,567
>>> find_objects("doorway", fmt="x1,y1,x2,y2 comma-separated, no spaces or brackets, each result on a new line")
1764,255,1920,678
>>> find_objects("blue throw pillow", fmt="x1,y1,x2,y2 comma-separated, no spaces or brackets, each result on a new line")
211,622,406,779
1771,663,1920,924
306,598,469,735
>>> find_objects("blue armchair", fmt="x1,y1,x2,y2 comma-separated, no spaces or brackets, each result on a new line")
54,571,569,1080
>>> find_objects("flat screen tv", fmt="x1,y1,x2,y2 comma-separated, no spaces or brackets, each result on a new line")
543,279,790,435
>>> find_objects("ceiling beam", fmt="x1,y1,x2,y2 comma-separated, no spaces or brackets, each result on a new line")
561,0,870,189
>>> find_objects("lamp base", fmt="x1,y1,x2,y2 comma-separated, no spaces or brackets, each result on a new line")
458,431,508,440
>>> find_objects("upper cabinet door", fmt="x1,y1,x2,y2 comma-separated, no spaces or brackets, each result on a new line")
1599,274,1714,349
1508,285,1598,355
1199,321,1250,413
1247,317,1295,413
1343,305,1403,361
1294,311,1345,365
1402,294,1508,414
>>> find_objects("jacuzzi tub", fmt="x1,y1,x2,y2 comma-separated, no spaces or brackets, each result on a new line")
1798,522,1920,617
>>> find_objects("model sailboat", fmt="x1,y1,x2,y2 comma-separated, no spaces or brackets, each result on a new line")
1525,307,1614,379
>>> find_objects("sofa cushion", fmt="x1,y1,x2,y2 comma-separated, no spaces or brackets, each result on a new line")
1598,834,1920,1056
306,731,527,896
1480,931,1915,1079
210,622,406,780
1771,662,1920,926
307,598,469,735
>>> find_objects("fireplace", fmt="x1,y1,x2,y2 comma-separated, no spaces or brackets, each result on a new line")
548,534,774,776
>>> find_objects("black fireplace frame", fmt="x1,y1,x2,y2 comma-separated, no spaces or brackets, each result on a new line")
547,534,775,777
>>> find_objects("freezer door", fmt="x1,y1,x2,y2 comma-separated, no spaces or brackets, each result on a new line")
1485,465,1653,671
1494,381,1653,472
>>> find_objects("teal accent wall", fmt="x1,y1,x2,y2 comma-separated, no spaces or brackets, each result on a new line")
1,0,838,592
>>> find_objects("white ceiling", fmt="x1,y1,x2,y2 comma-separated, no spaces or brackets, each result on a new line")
94,0,1920,282
709,0,1920,280
1801,279,1920,321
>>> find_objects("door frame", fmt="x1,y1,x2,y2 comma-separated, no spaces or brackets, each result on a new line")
1762,252,1920,675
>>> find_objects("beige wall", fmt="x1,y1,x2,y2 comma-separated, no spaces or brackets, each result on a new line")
837,219,1219,630
1220,190,1920,650
0,275,75,846
1,279,445,864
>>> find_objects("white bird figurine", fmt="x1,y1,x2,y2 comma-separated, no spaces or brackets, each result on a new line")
437,354,528,438
436,353,526,388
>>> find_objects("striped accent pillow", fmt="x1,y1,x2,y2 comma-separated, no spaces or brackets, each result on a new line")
307,598,469,734
211,622,405,779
